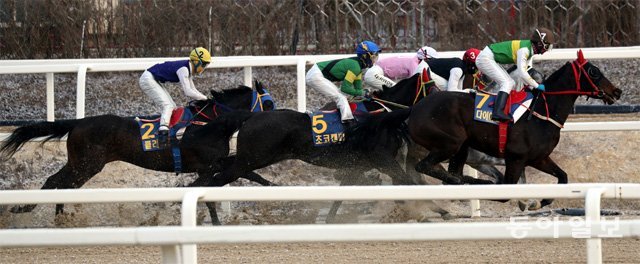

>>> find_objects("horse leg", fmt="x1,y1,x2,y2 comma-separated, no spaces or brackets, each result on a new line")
325,169,362,224
499,159,533,207
527,156,568,210
372,155,452,221
415,152,463,185
242,171,278,186
447,145,468,176
10,161,102,215
201,160,255,225
10,165,72,213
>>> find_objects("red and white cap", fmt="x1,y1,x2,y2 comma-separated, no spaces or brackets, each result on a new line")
416,46,439,60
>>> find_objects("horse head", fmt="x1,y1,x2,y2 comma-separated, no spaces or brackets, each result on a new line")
206,80,276,113
373,73,436,109
252,80,276,111
544,50,621,105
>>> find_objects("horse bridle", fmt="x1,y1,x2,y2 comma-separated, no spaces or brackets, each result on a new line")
250,89,275,112
370,73,438,109
526,59,605,128
542,59,604,98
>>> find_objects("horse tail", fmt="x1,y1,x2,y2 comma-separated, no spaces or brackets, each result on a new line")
0,119,81,158
347,108,412,152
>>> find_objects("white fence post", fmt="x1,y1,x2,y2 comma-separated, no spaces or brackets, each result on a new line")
46,72,55,121
76,65,88,119
466,165,481,218
243,66,252,87
297,58,307,113
585,187,606,264
176,190,206,264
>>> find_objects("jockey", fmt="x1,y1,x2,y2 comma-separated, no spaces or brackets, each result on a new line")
363,45,439,91
306,40,380,127
476,28,555,122
139,47,211,143
420,48,481,92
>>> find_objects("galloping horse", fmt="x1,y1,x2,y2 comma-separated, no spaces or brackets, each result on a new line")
0,81,275,217
201,73,512,224
406,50,621,209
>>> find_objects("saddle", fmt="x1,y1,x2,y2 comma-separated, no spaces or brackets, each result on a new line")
473,89,535,156
473,89,533,125
135,107,197,174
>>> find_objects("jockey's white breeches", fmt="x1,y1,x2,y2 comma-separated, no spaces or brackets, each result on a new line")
476,46,515,93
306,65,354,122
363,65,397,91
139,70,176,127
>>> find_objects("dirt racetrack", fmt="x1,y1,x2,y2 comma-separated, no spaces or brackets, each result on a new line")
1,238,640,263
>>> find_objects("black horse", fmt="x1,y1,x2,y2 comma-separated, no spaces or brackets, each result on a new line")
0,81,275,217
404,50,621,209
201,73,510,224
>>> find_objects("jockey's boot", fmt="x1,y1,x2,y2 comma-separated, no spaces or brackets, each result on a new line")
491,91,513,122
341,119,357,130
158,125,170,148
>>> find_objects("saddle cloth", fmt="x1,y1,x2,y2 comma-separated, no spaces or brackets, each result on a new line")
473,90,534,125
310,102,368,146
136,107,194,152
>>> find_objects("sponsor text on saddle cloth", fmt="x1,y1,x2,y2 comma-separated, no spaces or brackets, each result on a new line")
311,102,368,146
474,89,534,155
137,107,194,151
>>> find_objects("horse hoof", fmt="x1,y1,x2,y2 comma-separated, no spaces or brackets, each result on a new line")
446,176,463,185
518,200,528,212
528,200,542,211
440,212,455,221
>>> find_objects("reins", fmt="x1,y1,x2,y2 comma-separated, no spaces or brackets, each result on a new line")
369,73,437,110
528,58,603,128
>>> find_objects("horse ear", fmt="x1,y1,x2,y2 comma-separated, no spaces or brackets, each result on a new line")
253,79,259,89
577,49,585,64
421,68,431,83
256,81,265,93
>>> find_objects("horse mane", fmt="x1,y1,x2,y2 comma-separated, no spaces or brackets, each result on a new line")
209,85,252,99
543,61,571,85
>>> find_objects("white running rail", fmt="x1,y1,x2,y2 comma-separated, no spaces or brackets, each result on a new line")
0,184,640,264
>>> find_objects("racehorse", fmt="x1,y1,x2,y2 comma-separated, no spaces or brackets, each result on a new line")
0,81,275,218
405,50,621,209
201,73,511,224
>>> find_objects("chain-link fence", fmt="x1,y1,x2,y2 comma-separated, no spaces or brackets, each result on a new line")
1,0,638,59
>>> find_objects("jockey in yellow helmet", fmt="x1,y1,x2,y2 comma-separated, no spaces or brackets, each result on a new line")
139,47,212,145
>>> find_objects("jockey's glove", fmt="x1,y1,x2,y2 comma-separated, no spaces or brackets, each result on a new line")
536,84,545,91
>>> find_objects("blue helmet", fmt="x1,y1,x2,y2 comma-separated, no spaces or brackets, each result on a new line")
356,40,381,68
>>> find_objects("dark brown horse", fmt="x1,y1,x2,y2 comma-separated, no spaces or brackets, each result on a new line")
0,81,275,217
405,50,621,209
